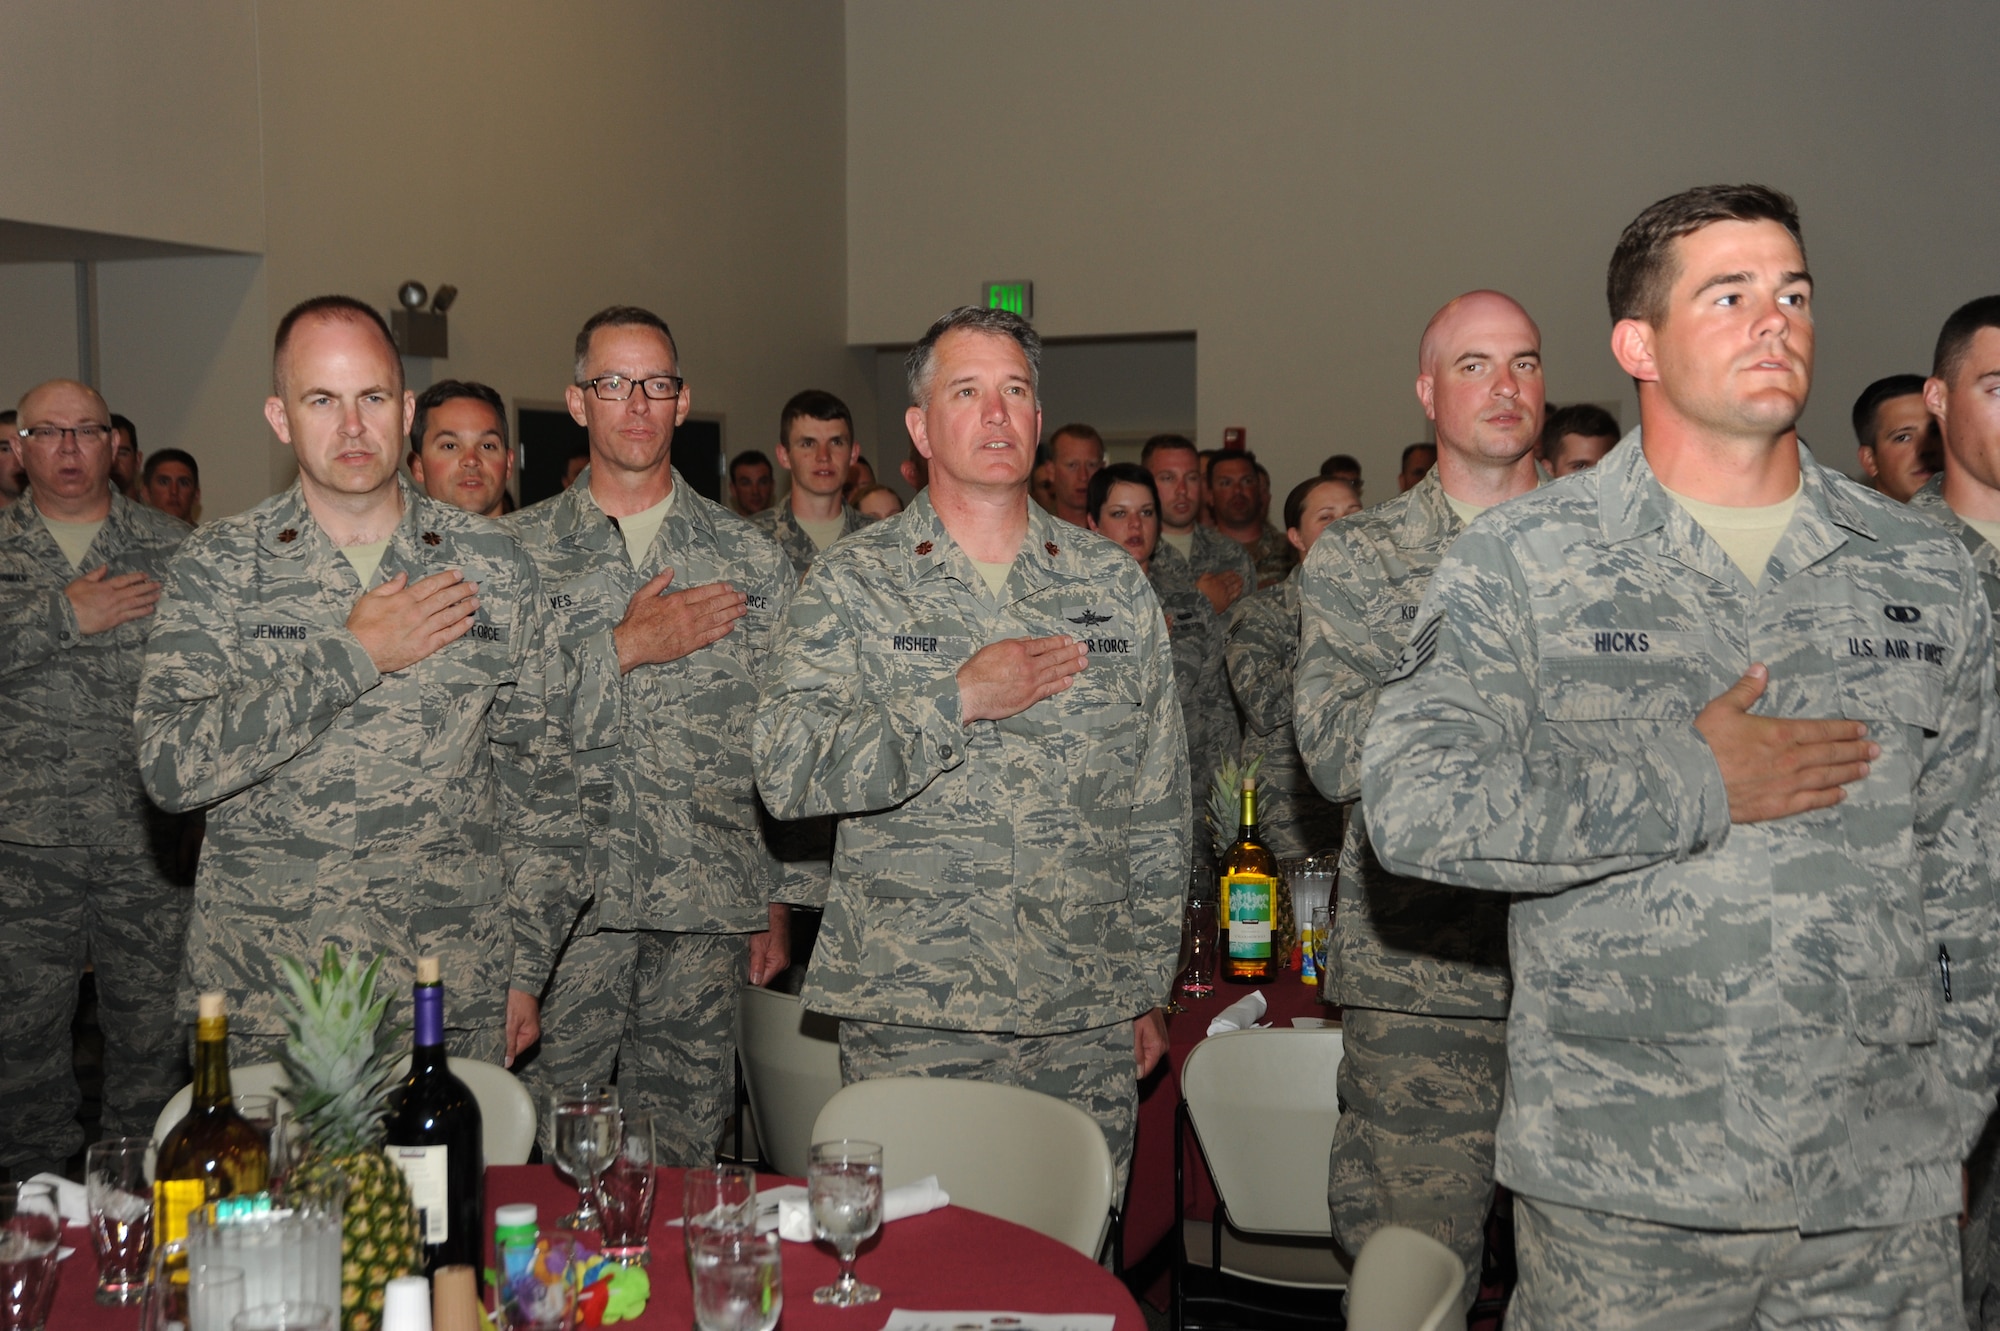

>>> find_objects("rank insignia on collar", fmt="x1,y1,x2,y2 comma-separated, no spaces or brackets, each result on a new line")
277,528,298,543
1045,541,1060,556
914,541,934,555
422,531,442,546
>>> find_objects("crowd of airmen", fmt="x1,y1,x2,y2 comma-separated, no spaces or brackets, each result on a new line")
7,179,2000,1329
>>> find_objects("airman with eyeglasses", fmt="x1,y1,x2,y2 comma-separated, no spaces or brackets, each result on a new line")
0,378,193,1183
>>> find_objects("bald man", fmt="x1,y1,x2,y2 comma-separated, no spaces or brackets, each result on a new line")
1294,290,1543,1312
1,379,192,1179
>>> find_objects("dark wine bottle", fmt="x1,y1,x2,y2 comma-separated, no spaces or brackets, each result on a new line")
383,957,486,1280
154,992,271,1247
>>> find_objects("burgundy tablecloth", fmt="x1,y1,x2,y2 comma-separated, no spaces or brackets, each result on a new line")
1120,979,1333,1271
487,1165,1145,1329
45,1164,1143,1330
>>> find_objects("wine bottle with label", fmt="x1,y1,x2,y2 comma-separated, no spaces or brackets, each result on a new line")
384,957,486,1280
1220,778,1277,984
153,992,271,1248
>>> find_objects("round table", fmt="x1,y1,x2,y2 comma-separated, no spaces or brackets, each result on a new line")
42,1164,1145,1329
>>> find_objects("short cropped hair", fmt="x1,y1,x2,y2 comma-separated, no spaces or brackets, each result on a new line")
905,306,1041,408
142,447,199,486
729,449,772,480
1086,461,1159,522
1140,433,1199,465
779,389,853,444
1209,449,1257,479
111,413,137,447
1401,441,1437,468
410,379,508,455
1933,296,2000,385
1540,403,1621,451
574,305,679,383
1320,453,1360,479
1607,184,1805,326
273,296,399,393
1850,374,1929,448
1047,423,1104,458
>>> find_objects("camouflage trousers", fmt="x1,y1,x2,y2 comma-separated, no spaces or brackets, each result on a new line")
1327,1007,1506,1315
837,1019,1138,1198
1507,1195,1963,1330
521,928,748,1169
0,839,191,1177
1964,1107,2000,1330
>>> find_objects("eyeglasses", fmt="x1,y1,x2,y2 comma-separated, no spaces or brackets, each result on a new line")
17,424,113,447
580,373,684,402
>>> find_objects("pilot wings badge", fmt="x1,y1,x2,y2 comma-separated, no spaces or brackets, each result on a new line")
1066,608,1114,628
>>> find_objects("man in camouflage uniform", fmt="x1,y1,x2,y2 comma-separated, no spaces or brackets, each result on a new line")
1226,476,1360,862
137,297,579,1067
753,390,873,579
507,306,794,1166
753,306,1189,1190
1209,450,1295,589
0,380,190,1178
1911,294,2000,1329
1365,186,1999,1328
1145,433,1255,616
1085,462,1235,856
1295,290,1544,1310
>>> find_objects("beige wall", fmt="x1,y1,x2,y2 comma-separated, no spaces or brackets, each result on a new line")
1,0,867,521
847,0,2000,500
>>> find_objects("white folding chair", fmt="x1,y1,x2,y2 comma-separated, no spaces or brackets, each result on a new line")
734,985,843,1177
1346,1225,1467,1331
810,1076,1115,1258
152,1061,291,1147
1176,1026,1350,1328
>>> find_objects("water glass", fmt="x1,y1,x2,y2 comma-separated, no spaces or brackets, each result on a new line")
807,1139,882,1307
86,1136,156,1305
1179,890,1218,997
1312,904,1334,1004
681,1164,756,1274
689,1230,781,1331
185,1201,343,1317
545,1082,619,1231
231,1303,337,1331
597,1112,658,1265
0,1182,60,1331
191,1264,246,1331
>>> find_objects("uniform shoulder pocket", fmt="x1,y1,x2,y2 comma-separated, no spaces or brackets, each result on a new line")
1538,651,1708,722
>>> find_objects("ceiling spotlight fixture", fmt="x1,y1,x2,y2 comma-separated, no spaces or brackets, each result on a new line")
391,280,452,358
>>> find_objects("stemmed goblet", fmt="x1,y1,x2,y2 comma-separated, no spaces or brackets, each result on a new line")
546,1082,620,1231
807,1139,883,1307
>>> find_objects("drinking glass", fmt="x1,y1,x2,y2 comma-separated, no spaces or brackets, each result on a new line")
86,1136,156,1305
689,1230,782,1331
1179,882,1218,998
680,1164,756,1275
545,1082,619,1230
0,1182,60,1331
191,1264,246,1331
597,1112,659,1265
231,1303,337,1331
807,1139,882,1307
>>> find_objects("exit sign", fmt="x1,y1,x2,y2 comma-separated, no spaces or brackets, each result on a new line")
983,281,1033,318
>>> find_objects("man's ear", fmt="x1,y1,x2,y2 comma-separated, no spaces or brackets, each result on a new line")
1611,318,1661,383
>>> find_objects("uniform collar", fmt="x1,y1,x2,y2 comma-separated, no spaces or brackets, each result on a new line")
1910,473,2000,568
898,489,1070,601
1597,427,1873,580
1393,467,1459,549
256,474,428,562
551,466,710,555
0,488,137,543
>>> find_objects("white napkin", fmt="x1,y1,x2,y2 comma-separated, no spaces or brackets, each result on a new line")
27,1172,88,1227
770,1175,950,1243
1205,990,1268,1036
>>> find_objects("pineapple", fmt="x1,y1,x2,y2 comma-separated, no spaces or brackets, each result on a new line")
276,947,421,1331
